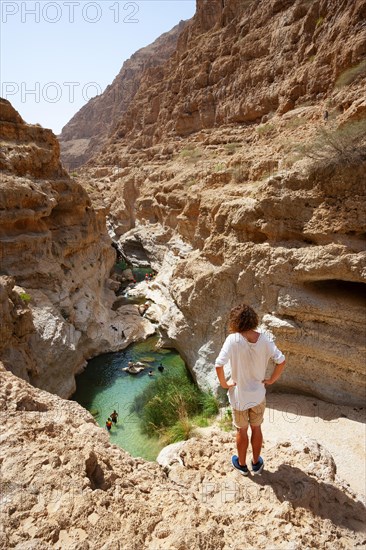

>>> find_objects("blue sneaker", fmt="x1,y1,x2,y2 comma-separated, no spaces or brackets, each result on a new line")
231,455,249,475
251,456,264,474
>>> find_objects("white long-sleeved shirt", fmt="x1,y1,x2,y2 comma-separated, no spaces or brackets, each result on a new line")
215,332,285,410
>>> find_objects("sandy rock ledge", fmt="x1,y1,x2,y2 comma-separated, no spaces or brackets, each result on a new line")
1,365,365,550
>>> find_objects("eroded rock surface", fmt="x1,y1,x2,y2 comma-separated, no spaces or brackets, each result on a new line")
70,0,366,406
1,365,365,549
0,99,154,397
1,2,366,547
80,140,366,406
100,0,366,147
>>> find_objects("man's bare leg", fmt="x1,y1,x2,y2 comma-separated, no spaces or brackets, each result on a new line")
236,427,249,466
250,425,263,464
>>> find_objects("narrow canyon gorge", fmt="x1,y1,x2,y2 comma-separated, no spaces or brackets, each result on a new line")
1,0,365,548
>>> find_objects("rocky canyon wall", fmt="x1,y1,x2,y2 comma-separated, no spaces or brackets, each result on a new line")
0,99,154,398
104,0,366,148
72,0,366,406
1,2,366,547
113,154,366,407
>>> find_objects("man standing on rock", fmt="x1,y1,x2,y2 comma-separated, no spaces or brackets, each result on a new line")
215,304,285,475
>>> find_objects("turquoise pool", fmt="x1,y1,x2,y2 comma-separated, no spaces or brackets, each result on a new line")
72,337,186,461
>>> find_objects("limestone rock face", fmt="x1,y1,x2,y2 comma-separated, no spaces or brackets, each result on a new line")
0,99,66,179
59,21,187,169
42,0,366,405
72,0,366,406
1,365,365,549
113,157,366,406
0,100,155,397
107,0,366,147
92,111,365,405
61,0,366,164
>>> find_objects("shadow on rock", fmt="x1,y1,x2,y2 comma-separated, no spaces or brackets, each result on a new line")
266,393,366,423
251,464,366,532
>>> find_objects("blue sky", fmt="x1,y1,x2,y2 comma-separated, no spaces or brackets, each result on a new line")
0,1,196,133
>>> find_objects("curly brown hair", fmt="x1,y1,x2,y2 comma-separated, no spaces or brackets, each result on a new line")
228,304,258,333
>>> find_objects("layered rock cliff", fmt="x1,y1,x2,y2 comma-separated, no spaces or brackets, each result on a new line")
70,0,366,406
0,98,154,397
106,0,366,147
1,2,366,547
59,20,188,169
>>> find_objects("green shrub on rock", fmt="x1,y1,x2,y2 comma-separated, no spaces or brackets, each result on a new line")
19,292,31,304
132,372,219,443
296,120,366,167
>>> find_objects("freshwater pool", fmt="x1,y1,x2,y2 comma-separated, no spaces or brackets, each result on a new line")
72,337,186,461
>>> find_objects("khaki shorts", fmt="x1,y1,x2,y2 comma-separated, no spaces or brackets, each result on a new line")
232,400,266,429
